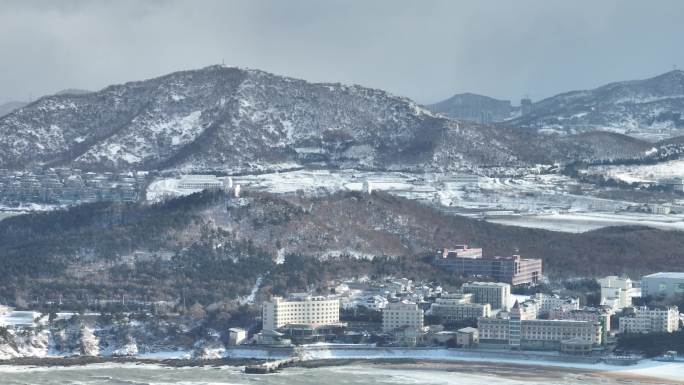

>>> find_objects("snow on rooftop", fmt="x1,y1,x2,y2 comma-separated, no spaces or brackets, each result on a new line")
643,272,684,279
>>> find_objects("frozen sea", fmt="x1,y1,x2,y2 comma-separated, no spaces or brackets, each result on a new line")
0,362,680,385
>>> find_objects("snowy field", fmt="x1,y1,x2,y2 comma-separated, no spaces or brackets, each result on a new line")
146,169,684,233
590,158,684,183
488,211,684,232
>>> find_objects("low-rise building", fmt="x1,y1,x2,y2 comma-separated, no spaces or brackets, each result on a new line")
478,302,602,350
659,177,684,192
430,293,491,322
177,174,225,190
618,306,680,334
228,327,247,346
560,337,595,356
253,329,291,346
359,295,389,311
456,327,479,347
382,300,424,334
598,276,639,310
534,293,580,315
649,204,672,215
549,307,611,344
641,272,684,299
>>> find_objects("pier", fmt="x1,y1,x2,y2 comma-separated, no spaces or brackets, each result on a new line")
244,357,301,374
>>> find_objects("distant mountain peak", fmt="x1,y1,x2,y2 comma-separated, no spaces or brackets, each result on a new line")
0,66,665,173
55,88,92,96
426,92,513,123
508,69,684,140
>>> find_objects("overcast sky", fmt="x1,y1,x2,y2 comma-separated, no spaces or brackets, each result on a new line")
1,0,684,105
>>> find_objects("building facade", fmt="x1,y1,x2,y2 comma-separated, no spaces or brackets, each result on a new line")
430,293,492,322
177,174,226,190
456,327,479,347
598,276,639,310
534,293,580,315
618,306,680,334
549,307,612,343
478,315,602,350
262,294,340,331
435,247,542,286
382,301,424,333
641,272,684,299
228,327,247,345
462,282,511,310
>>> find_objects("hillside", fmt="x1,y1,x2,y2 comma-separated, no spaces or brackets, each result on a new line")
508,70,684,140
426,93,513,123
0,66,668,174
0,66,470,172
1,190,683,306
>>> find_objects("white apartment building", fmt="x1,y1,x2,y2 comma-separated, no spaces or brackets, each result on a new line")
382,301,424,333
478,317,602,348
518,299,541,320
550,307,612,333
598,276,639,310
462,282,511,310
534,293,580,315
430,293,492,322
619,306,680,334
262,294,340,331
177,174,226,190
521,319,602,345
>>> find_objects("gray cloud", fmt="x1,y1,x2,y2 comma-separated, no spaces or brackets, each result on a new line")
1,0,683,105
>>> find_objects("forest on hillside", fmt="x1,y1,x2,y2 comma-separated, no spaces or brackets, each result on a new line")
0,190,683,307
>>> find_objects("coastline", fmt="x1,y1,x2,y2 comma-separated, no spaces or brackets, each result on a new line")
0,356,264,368
1,352,683,384
308,360,684,385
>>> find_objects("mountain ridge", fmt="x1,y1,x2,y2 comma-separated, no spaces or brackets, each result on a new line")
506,70,684,139
426,92,513,123
0,66,679,173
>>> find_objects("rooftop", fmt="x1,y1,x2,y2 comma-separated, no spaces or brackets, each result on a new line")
643,272,684,279
464,281,511,287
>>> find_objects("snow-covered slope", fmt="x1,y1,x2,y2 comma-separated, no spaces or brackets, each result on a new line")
0,66,461,172
508,70,684,140
0,66,671,172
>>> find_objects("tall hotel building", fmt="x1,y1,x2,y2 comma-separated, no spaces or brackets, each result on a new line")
435,245,542,286
262,294,340,331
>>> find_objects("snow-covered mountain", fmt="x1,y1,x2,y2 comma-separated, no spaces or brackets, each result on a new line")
0,66,671,172
0,66,497,172
508,70,684,140
426,92,514,123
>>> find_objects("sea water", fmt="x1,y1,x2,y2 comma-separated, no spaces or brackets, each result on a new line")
0,363,667,385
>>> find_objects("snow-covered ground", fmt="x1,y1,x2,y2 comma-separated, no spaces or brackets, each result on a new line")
228,345,684,383
146,169,684,233
488,211,684,232
590,158,684,183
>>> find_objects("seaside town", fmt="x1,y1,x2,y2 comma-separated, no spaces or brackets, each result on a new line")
1,242,682,373
6,1,684,384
